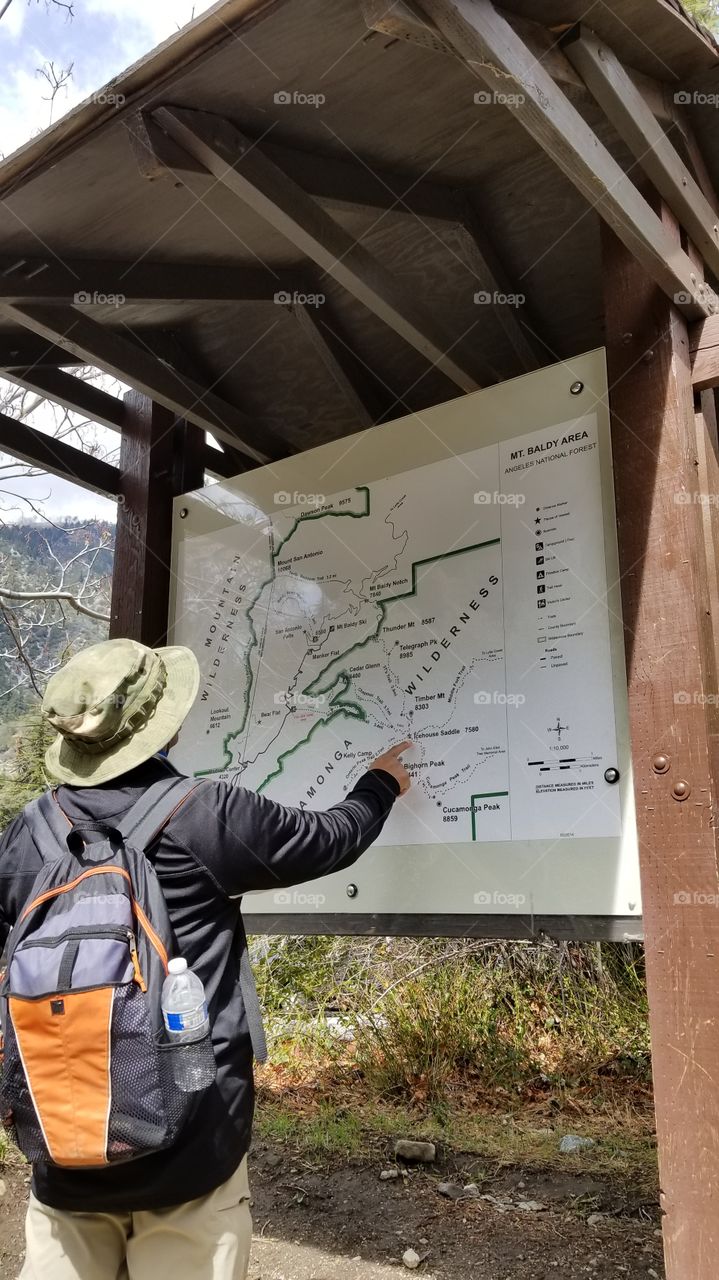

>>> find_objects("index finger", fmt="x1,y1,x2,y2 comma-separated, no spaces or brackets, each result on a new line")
387,740,414,757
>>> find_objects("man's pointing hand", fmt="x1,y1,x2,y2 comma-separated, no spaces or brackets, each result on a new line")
369,741,413,796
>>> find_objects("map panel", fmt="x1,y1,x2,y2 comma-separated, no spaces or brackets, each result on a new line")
172,413,622,847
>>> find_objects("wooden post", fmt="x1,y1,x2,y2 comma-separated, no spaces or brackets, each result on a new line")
110,392,179,646
603,221,719,1278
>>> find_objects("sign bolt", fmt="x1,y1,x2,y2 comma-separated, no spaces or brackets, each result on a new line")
652,755,670,774
604,767,620,784
346,883,358,899
672,780,691,801
570,381,584,395
179,508,189,519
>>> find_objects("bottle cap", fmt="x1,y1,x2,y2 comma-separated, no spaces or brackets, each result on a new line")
168,957,188,975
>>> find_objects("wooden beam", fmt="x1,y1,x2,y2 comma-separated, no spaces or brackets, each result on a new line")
0,408,120,496
110,393,175,645
0,332,82,368
563,25,719,282
3,361,245,481
413,0,719,320
603,217,719,1280
133,328,263,473
131,108,459,222
294,304,380,427
110,393,174,643
361,0,682,127
151,105,481,393
453,192,544,371
0,255,309,304
690,314,719,391
2,303,286,462
2,367,125,431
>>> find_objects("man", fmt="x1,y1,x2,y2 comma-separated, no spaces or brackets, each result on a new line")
0,637,411,1280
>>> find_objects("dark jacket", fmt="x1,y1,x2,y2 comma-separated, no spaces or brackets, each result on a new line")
0,754,399,1212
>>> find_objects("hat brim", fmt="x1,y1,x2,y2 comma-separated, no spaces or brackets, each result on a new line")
44,646,200,787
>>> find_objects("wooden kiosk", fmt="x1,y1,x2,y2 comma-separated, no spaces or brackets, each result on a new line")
0,1,718,1273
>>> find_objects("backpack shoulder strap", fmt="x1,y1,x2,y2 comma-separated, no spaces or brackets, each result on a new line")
118,776,202,852
24,790,73,864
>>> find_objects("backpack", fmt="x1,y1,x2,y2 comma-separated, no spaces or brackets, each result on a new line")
0,776,217,1169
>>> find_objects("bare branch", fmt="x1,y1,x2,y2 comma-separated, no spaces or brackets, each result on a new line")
0,587,110,622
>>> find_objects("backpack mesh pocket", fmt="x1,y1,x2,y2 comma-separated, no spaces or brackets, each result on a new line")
1,1019,49,1163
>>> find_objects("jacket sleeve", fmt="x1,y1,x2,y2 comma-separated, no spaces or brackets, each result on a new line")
190,768,400,897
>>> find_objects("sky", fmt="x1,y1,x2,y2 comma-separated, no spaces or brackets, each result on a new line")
0,0,218,522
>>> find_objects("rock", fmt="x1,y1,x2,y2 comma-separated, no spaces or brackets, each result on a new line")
587,1213,605,1227
380,1168,400,1181
516,1200,545,1212
559,1134,596,1154
480,1194,510,1213
402,1248,421,1269
462,1183,481,1199
438,1182,464,1200
394,1139,436,1163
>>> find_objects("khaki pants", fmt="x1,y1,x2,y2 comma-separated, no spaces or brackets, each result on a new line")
20,1158,252,1280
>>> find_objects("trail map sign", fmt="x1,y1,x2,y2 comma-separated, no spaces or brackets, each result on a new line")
170,351,640,932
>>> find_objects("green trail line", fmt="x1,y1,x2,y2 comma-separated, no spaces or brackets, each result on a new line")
471,791,510,841
198,488,371,774
302,538,500,700
199,499,499,780
256,675,365,792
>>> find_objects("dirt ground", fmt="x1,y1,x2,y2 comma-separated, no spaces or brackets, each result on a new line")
0,1138,665,1280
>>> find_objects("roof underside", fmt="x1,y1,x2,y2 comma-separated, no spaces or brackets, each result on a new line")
0,0,717,461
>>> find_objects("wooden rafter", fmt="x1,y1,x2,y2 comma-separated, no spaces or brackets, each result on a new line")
411,0,719,320
0,407,120,496
2,303,287,463
2,366,125,430
151,105,482,393
293,303,384,428
361,0,684,128
0,333,82,368
0,256,309,304
563,25,719,282
130,108,459,223
690,315,719,392
2,363,240,479
453,193,544,372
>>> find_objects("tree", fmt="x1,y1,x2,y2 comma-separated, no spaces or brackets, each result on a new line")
683,0,719,32
0,2,74,21
0,711,55,827
0,375,117,709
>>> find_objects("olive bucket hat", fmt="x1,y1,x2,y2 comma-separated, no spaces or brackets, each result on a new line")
42,638,200,786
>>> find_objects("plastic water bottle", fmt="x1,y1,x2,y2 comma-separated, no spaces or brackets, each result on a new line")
161,957,215,1092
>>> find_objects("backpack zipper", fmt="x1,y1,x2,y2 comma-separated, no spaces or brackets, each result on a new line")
13,926,148,991
20,868,168,974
